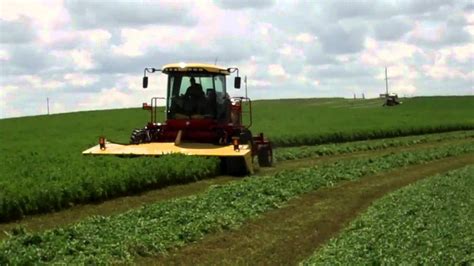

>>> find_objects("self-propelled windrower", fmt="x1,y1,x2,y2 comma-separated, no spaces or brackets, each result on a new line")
83,63,273,175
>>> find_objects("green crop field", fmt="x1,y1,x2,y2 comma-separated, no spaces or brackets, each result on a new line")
0,96,473,264
1,144,472,264
252,96,474,146
0,96,473,220
304,165,474,265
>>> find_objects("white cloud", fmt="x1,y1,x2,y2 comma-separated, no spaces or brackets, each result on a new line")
295,33,316,43
0,84,18,99
376,64,419,80
0,0,69,29
64,73,99,87
443,43,474,63
43,80,64,90
70,49,94,70
390,80,417,95
77,29,112,47
78,87,134,110
278,43,304,57
268,64,289,79
248,79,271,87
0,49,9,60
422,62,472,80
111,29,146,57
0,0,472,118
20,75,63,91
421,43,474,80
361,38,421,66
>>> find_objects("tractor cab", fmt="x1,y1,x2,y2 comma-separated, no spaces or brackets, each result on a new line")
383,93,401,106
140,63,249,144
165,68,230,121
143,63,241,122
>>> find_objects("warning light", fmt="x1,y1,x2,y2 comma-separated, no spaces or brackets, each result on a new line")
99,137,106,150
232,137,240,152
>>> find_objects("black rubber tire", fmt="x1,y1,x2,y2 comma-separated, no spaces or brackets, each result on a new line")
130,128,148,144
225,157,249,176
258,146,273,167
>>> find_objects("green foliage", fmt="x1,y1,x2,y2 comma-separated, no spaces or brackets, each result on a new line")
251,97,474,146
303,165,474,265
0,154,219,222
274,130,474,161
0,96,473,219
0,143,472,264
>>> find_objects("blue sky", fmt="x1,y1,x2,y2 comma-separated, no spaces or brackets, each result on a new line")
0,0,473,118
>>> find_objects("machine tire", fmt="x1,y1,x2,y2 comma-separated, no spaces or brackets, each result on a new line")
130,128,148,144
225,157,248,176
258,146,273,167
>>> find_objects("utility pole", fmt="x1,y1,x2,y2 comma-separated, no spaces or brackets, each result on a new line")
244,75,248,98
385,67,389,96
47,97,50,115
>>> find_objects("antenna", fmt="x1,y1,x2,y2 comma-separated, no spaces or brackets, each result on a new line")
385,67,389,95
214,57,218,65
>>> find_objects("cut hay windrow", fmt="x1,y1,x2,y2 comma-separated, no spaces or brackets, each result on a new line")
303,165,474,265
1,143,472,264
271,124,474,147
274,130,474,161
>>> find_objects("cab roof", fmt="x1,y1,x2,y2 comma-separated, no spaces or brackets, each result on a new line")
162,63,231,75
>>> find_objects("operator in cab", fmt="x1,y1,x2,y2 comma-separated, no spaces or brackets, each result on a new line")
184,77,208,118
185,77,204,99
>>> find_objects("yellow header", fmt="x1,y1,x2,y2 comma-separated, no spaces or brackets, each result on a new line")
162,62,231,75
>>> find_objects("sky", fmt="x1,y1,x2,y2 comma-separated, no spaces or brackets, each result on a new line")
0,0,473,118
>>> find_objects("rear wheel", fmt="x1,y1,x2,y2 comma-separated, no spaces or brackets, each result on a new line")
130,128,148,144
258,146,273,167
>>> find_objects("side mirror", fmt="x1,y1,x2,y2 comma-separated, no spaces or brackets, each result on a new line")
234,76,241,89
143,76,148,88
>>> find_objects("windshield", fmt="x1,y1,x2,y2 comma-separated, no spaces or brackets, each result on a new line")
167,73,228,120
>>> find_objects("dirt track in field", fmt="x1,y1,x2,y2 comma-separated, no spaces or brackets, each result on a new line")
150,154,474,266
0,138,470,240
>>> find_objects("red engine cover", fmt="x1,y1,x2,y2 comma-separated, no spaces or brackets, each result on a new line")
158,118,235,143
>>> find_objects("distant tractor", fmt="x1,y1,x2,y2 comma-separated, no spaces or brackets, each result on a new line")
383,93,401,106
83,63,273,175
381,67,401,107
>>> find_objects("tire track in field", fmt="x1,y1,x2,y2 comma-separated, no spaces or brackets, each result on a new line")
0,138,470,240
152,154,474,266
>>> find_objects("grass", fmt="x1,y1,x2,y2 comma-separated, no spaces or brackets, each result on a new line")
0,96,473,219
152,154,474,265
0,131,470,221
274,130,474,161
303,165,474,265
0,154,219,222
0,143,472,264
250,96,474,146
